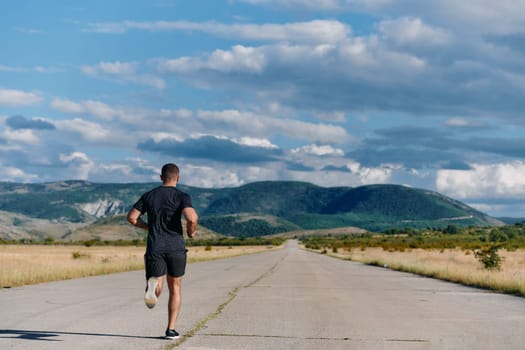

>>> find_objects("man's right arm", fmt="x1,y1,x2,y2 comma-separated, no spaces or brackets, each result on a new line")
183,207,198,238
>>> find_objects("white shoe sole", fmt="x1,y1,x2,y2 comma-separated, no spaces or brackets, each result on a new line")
144,277,158,309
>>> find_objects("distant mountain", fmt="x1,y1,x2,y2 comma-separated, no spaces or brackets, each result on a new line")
0,180,503,241
196,182,503,234
497,217,525,225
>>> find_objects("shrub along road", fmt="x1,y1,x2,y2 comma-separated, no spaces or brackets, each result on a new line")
1,240,524,350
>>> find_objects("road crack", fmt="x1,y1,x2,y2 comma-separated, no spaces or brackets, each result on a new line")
165,252,286,349
200,333,352,341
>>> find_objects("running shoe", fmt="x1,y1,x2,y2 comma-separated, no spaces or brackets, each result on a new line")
144,277,158,309
165,329,180,339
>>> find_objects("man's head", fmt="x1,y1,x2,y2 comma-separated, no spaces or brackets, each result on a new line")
160,163,180,184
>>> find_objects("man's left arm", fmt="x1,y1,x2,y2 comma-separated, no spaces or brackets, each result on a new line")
127,208,148,230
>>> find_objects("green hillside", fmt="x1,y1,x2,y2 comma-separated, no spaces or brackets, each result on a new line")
0,180,503,240
200,181,347,216
191,182,501,233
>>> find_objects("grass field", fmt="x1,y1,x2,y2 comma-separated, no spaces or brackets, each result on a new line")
320,247,525,297
0,245,277,288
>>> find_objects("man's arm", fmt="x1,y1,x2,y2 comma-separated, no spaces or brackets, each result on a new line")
127,208,148,230
183,207,198,238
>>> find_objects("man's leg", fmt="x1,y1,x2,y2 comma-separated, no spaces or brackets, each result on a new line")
155,276,164,296
166,275,182,330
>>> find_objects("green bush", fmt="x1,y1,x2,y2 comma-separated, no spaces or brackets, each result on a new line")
72,251,90,259
474,245,503,270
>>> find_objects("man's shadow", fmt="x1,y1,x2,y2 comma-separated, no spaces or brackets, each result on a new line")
0,329,166,342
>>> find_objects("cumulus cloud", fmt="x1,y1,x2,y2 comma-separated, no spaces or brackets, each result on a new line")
51,98,128,121
158,37,502,117
0,88,42,106
239,0,525,35
349,125,525,170
83,61,136,75
291,144,344,156
82,61,165,89
0,165,38,182
378,17,451,47
160,108,349,143
287,160,393,186
86,19,350,43
54,118,110,141
59,152,94,180
135,5,522,120
179,164,245,188
233,137,278,149
2,128,39,144
158,45,267,74
436,161,525,200
138,135,283,163
5,115,55,130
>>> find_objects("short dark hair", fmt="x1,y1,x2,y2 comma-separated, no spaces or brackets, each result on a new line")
161,163,180,182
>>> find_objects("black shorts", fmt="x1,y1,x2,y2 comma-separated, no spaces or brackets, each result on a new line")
144,250,187,279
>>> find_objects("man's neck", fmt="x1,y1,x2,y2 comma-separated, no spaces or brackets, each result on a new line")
162,181,177,187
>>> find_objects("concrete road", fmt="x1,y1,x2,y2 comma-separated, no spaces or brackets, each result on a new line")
1,241,524,350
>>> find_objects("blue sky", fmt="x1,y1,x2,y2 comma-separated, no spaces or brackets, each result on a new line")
2,0,525,217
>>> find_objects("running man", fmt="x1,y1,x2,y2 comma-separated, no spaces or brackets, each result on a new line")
127,163,198,339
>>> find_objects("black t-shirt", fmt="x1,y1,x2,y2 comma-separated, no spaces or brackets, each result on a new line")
133,186,193,253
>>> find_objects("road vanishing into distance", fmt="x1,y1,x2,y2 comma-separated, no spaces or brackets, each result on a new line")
1,240,524,350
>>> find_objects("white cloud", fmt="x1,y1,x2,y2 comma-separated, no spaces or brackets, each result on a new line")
2,128,39,144
82,61,165,89
378,17,451,46
347,161,393,184
0,88,42,106
182,164,245,188
51,98,122,120
158,38,428,107
55,118,109,141
239,0,525,34
436,161,525,199
193,109,348,143
432,0,525,35
0,65,26,72
59,151,90,163
51,98,85,114
87,19,350,43
292,144,344,156
234,137,279,149
59,152,94,180
287,161,393,187
84,61,136,75
0,165,38,182
83,100,119,120
158,45,267,74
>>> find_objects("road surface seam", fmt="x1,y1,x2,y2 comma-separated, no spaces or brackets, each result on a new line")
196,333,428,343
165,252,287,349
199,332,351,341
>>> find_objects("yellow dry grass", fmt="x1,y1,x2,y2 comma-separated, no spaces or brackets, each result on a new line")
0,245,277,288
326,247,525,296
